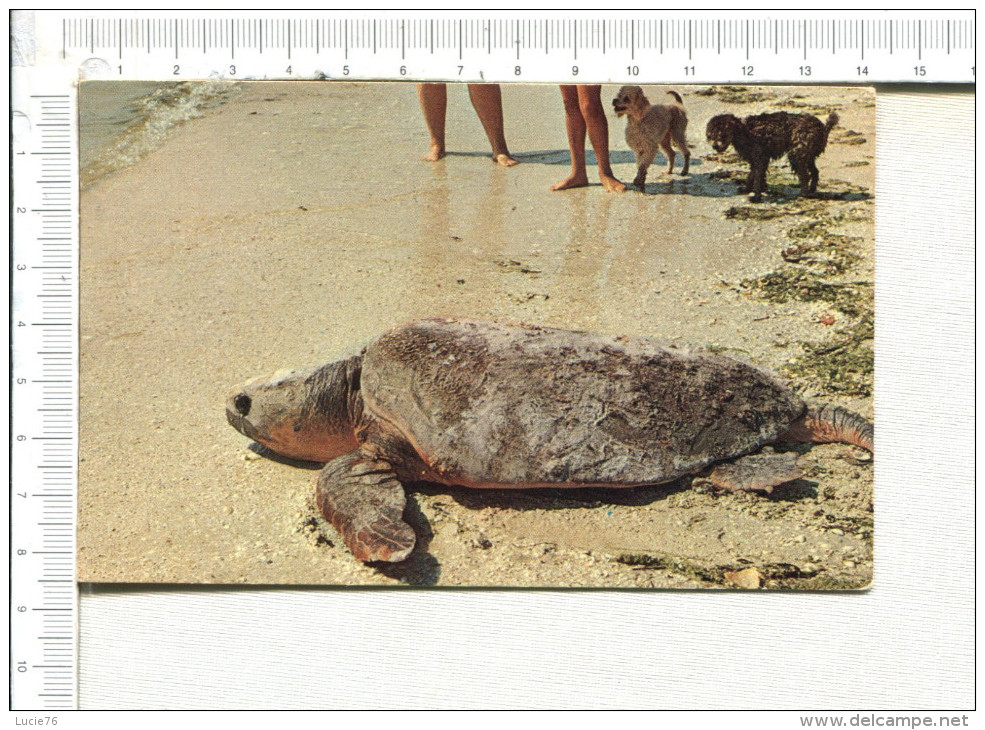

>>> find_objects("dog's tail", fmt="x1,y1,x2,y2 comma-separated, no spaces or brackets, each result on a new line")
819,112,839,151
666,90,684,106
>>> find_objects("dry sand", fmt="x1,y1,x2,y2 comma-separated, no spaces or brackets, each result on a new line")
79,82,875,587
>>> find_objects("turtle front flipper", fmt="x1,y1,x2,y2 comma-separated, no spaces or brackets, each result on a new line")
316,452,415,563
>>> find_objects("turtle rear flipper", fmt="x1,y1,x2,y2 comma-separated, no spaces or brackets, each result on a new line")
709,451,804,494
316,452,415,563
780,403,873,452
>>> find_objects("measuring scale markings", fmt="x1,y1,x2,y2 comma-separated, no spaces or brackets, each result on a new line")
51,13,975,82
11,89,79,710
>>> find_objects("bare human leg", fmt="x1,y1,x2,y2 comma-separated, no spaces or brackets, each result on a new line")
418,83,447,162
551,85,590,190
577,85,626,192
467,84,519,167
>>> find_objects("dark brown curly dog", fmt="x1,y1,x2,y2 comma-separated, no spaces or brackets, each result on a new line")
706,111,839,202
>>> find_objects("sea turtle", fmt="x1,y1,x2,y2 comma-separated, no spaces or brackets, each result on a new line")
226,319,873,563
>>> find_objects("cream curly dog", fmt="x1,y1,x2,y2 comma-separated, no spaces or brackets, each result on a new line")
612,85,691,191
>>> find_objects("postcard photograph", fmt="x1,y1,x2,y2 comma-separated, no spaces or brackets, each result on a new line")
78,81,874,588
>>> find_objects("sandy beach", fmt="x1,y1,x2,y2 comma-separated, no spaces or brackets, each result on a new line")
79,82,875,587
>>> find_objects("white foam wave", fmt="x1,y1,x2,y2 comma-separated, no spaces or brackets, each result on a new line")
82,80,238,188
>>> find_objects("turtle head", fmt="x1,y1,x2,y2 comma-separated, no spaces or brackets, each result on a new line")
226,357,362,462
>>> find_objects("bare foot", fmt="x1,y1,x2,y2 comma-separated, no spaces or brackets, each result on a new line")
494,153,520,167
422,144,446,162
550,172,590,191
600,174,627,193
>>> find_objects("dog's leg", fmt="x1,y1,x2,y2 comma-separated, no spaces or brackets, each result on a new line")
757,160,770,201
749,154,767,202
633,149,657,191
660,132,676,174
807,157,820,194
739,158,754,194
790,150,820,197
791,155,812,197
670,128,690,175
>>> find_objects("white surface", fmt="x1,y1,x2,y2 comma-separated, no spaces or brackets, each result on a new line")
77,89,975,709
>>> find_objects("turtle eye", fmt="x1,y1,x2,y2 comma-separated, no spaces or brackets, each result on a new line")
234,394,252,416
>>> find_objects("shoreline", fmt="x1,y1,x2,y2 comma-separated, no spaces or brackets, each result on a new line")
80,79,239,189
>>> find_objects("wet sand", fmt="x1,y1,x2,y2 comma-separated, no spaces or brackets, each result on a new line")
79,82,875,587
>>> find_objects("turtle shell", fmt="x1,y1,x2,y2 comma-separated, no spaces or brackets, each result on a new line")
360,319,805,488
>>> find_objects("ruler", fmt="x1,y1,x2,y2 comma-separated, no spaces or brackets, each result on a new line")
10,81,79,710
7,8,974,712
32,10,978,83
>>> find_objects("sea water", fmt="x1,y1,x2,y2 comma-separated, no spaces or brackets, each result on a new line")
78,79,238,187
